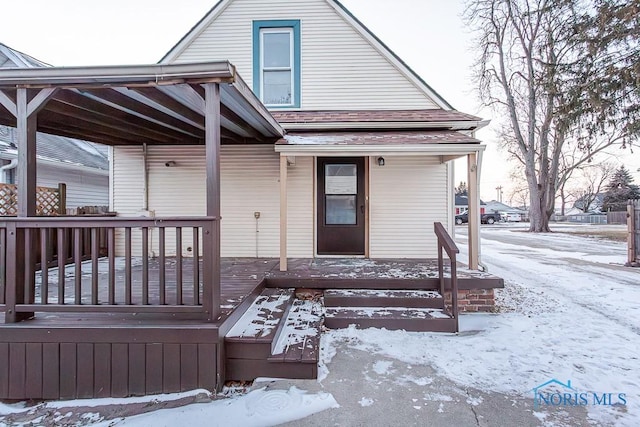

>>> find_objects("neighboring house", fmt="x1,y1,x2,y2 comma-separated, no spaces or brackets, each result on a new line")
0,43,108,209
110,0,488,263
484,199,525,221
455,194,486,215
0,126,109,208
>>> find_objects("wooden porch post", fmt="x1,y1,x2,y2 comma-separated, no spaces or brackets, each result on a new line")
204,83,221,322
4,87,56,322
16,89,37,217
279,154,288,271
467,152,479,270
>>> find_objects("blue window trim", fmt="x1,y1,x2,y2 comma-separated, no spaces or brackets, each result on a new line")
252,19,301,109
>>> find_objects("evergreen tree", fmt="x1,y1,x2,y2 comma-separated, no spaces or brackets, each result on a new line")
602,166,640,211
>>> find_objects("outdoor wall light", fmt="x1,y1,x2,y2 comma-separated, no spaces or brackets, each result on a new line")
377,157,385,166
164,161,177,167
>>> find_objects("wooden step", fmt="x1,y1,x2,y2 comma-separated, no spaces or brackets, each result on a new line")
268,299,323,364
225,288,294,360
225,289,323,381
324,307,456,332
324,289,444,309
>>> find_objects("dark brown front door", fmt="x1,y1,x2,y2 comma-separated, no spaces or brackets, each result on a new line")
317,157,365,255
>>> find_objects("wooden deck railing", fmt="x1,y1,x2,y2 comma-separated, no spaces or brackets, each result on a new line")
434,222,460,332
0,216,219,323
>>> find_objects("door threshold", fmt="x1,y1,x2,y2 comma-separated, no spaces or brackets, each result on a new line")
314,255,366,259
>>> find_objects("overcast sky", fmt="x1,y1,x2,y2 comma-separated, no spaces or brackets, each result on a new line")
1,0,636,202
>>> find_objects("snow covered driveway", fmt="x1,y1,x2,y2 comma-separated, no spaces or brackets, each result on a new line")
451,224,640,426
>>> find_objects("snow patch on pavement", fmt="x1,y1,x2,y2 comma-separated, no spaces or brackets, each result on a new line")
358,397,374,407
96,387,338,427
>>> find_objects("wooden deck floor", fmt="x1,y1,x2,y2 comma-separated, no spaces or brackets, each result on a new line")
1,257,502,326
266,258,503,289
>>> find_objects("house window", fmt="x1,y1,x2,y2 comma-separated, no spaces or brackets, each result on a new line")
253,20,301,108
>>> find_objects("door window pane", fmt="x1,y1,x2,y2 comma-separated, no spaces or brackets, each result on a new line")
326,195,356,225
325,164,357,194
263,70,292,105
263,32,291,67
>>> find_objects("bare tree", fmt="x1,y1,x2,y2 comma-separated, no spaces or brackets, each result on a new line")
465,0,638,231
573,162,616,212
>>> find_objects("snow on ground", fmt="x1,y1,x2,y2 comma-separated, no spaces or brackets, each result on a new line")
318,224,639,426
97,387,338,427
1,387,338,427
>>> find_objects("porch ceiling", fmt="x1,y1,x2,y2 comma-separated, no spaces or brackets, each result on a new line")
0,62,284,146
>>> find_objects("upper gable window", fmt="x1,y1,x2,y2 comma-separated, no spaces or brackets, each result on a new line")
253,20,301,109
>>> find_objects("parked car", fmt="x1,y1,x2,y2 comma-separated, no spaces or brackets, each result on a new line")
500,211,522,222
455,211,500,225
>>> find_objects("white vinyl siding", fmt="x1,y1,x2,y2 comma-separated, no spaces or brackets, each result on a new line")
369,156,448,258
36,165,108,209
112,146,145,215
172,0,438,110
110,145,313,258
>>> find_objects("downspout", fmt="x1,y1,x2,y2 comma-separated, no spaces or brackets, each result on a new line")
0,159,18,182
142,143,154,257
142,144,149,211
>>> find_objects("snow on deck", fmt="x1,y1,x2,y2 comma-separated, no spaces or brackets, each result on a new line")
271,299,323,356
226,290,292,339
325,307,451,319
325,289,441,298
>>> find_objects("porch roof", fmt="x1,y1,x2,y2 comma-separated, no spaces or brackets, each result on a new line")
274,130,483,156
271,109,488,131
0,62,284,146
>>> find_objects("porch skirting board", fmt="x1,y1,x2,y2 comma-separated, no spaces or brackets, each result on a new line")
0,324,220,400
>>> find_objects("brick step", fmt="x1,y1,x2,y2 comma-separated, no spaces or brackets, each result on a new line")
324,289,444,309
324,307,456,333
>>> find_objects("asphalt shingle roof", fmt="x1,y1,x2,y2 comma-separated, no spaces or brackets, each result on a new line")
272,110,482,123
0,126,108,170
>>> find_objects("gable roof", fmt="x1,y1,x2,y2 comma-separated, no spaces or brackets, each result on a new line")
159,0,453,110
0,43,51,68
455,194,486,206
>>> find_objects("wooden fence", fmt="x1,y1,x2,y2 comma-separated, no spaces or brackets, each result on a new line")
0,183,66,216
627,200,640,266
608,211,627,225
